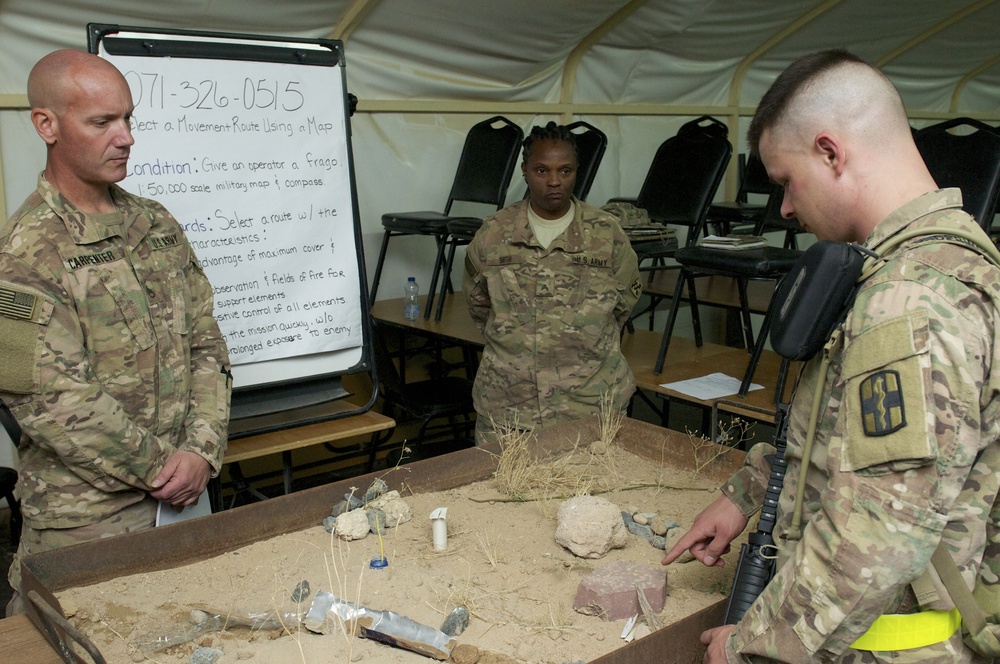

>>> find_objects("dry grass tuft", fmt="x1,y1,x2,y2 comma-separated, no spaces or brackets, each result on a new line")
597,393,625,446
488,394,661,503
476,530,501,570
687,418,749,475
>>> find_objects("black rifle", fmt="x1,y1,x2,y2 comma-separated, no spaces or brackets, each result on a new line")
723,403,789,624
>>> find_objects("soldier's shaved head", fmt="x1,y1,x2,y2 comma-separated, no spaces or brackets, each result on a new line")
27,49,136,213
748,50,911,157
28,49,127,113
748,50,937,242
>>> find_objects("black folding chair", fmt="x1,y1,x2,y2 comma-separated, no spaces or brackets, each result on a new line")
369,116,523,314
620,115,733,329
914,117,1000,229
368,322,475,469
654,191,804,401
706,152,771,235
0,399,22,547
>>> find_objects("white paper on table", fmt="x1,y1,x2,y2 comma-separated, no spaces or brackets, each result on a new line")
156,488,212,526
659,372,763,401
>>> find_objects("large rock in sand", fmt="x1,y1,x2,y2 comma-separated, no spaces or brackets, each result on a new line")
368,490,413,527
555,495,628,558
334,508,371,541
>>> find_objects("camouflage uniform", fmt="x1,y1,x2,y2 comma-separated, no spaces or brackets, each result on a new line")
0,175,231,531
722,189,1000,663
463,197,641,434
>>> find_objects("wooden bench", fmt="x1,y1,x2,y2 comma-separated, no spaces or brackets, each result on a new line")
215,402,396,508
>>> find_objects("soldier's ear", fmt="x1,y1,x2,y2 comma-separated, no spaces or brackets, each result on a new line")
31,107,58,145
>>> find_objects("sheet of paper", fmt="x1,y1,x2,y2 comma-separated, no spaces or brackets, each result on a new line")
156,488,212,527
659,372,763,401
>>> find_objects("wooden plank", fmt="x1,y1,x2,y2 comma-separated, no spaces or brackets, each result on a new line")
226,408,394,463
0,615,62,664
371,294,800,425
371,295,482,347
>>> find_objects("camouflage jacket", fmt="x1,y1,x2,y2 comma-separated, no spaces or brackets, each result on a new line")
463,198,642,429
723,189,1000,663
0,176,231,529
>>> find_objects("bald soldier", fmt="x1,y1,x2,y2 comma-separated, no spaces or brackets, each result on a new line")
663,50,1000,662
1,50,231,615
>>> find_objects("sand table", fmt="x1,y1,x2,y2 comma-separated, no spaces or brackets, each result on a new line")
54,417,749,664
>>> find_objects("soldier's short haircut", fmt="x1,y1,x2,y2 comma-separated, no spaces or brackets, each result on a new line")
747,49,868,156
522,121,577,163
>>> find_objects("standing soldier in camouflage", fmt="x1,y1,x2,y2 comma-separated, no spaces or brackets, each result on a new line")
0,50,231,616
464,122,641,444
663,50,1000,663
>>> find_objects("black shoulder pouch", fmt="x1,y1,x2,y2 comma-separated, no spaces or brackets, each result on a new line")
769,241,867,361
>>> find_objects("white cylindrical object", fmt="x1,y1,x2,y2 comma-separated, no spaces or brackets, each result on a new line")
430,507,448,551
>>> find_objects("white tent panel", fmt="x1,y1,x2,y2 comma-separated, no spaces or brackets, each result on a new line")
2,0,999,300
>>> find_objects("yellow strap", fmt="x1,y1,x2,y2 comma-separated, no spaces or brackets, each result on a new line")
851,608,961,651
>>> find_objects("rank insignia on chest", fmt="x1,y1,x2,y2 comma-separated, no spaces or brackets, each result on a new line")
859,370,907,436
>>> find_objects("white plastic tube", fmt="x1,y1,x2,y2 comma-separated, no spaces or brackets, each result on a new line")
430,507,448,551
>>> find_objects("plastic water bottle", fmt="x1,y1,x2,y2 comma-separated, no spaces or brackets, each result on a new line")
403,277,420,321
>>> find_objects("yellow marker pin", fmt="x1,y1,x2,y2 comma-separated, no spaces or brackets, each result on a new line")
370,513,388,569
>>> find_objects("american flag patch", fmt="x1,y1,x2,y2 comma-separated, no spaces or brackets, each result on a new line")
0,286,36,320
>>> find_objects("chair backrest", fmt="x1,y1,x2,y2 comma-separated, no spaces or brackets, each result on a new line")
738,152,773,200
914,117,1000,229
752,185,789,235
444,115,524,214
635,115,733,245
565,120,608,201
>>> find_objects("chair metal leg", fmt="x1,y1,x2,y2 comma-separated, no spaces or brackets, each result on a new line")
436,236,461,321
424,234,448,320
687,273,703,347
738,306,774,397
736,279,755,350
226,462,269,509
365,428,397,473
369,230,394,306
654,270,689,374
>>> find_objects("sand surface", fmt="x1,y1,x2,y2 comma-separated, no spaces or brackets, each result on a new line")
56,418,748,664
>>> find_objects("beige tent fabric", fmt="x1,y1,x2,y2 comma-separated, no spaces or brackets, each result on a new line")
1,0,999,297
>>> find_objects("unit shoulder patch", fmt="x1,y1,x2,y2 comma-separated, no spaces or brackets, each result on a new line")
859,369,907,436
630,277,643,299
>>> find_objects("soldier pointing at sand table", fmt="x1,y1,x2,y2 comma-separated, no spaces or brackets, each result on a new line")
663,50,1000,663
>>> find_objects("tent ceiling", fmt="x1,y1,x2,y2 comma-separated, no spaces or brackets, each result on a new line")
2,0,999,295
2,0,999,115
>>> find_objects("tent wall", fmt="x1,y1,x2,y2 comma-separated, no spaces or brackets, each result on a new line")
2,0,1000,300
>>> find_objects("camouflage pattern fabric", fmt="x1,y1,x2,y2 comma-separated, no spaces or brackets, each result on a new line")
722,189,1000,662
5,496,157,616
0,175,231,531
463,197,641,433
